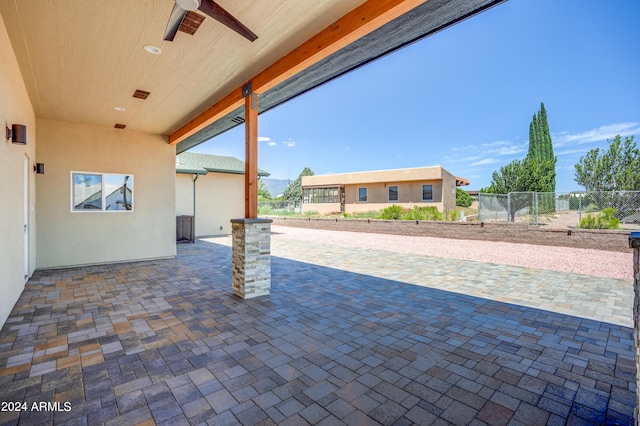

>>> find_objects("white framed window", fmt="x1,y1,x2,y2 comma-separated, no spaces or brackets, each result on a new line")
388,185,398,202
358,187,368,202
303,187,340,204
422,184,433,201
72,172,134,212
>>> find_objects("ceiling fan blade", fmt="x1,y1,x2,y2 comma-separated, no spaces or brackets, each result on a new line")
164,4,188,41
198,0,258,42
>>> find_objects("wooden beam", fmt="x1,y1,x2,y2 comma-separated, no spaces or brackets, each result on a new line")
169,0,427,145
169,87,245,145
245,92,258,218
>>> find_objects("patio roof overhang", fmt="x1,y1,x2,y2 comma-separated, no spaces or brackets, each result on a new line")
1,0,503,219
172,0,507,153
1,0,506,152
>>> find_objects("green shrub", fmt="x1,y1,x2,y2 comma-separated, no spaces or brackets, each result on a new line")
259,205,272,215
455,188,473,208
578,207,620,229
380,204,404,220
447,210,459,221
351,211,381,219
402,206,442,221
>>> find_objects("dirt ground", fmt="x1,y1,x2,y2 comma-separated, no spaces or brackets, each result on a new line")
506,210,640,230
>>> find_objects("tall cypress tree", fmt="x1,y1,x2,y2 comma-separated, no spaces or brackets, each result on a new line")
527,114,539,159
524,103,556,214
536,102,555,192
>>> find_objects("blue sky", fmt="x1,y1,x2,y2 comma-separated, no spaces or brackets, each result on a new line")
190,0,640,192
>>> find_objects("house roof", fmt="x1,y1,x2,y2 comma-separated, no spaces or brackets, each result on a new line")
176,152,269,177
0,0,505,152
456,177,470,187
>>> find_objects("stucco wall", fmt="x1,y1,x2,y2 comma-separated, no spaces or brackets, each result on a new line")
36,119,176,268
303,180,446,214
345,181,443,205
0,15,37,327
176,172,244,236
441,168,457,213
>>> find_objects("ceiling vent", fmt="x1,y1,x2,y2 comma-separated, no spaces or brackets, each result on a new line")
114,124,126,129
133,90,151,100
179,11,205,36
231,116,245,125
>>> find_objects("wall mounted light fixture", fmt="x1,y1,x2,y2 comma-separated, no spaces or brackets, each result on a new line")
34,163,45,174
6,124,27,145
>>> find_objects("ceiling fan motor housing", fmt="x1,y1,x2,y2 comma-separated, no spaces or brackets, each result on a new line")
176,0,201,11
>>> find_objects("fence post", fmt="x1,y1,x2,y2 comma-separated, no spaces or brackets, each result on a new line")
507,193,512,222
630,232,640,423
578,193,582,223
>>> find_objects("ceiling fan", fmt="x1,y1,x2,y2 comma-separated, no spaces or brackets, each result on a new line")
164,0,258,42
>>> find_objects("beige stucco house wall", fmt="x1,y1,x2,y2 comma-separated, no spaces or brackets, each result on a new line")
302,166,461,215
36,119,176,268
0,16,176,327
0,16,37,326
176,172,244,237
175,152,269,237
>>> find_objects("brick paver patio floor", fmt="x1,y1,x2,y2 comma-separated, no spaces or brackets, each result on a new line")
0,235,635,425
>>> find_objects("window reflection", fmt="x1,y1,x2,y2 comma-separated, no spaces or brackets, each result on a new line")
72,172,133,212
303,187,340,204
73,174,103,210
105,175,133,210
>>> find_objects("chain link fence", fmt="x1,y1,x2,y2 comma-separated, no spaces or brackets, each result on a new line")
478,191,640,228
258,200,301,215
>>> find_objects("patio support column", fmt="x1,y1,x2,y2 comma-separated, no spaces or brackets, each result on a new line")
630,232,640,421
231,82,271,299
245,86,258,219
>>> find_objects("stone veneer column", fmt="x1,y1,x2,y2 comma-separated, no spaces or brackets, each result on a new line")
630,231,640,424
231,218,272,299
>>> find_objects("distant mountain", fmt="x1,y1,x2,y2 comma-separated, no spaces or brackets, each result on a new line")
261,178,292,198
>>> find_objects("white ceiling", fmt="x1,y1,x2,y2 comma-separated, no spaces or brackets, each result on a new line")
0,0,365,135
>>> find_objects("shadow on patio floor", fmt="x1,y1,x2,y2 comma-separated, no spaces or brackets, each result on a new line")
0,240,635,425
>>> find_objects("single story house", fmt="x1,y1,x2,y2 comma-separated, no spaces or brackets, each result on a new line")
301,166,469,214
176,152,269,237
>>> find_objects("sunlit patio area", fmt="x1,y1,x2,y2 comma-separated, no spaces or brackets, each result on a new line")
0,231,635,425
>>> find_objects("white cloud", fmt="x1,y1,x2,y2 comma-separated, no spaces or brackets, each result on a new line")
555,148,590,157
469,158,499,166
481,140,511,147
450,140,526,160
451,144,478,152
459,155,484,162
283,139,296,147
259,136,278,147
487,142,528,156
554,122,640,146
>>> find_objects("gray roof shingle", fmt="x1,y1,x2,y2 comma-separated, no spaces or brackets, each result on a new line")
176,152,269,177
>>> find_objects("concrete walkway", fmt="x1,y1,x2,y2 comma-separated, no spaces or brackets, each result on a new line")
0,233,635,425
276,229,634,327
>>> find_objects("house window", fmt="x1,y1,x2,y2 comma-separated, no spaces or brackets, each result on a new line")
358,187,368,202
72,172,134,212
422,184,433,201
302,187,340,204
388,185,398,201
